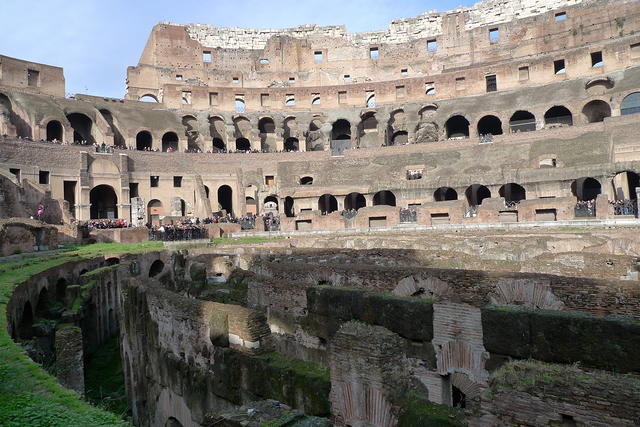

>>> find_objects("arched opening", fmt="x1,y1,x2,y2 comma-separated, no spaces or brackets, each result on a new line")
136,131,152,151
56,278,67,300
90,185,118,219
465,184,491,206
300,176,313,185
235,99,246,114
445,115,470,138
391,131,408,145
344,192,366,211
106,257,120,266
284,196,294,217
509,111,536,133
218,185,233,215
361,112,378,131
544,106,573,127
307,119,325,151
245,196,257,215
147,199,163,225
263,195,279,214
179,198,186,217
434,187,458,201
582,100,611,123
204,186,210,199
621,92,640,115
162,132,179,152
332,119,351,141
452,385,466,409
212,138,226,152
611,171,640,200
139,94,158,103
373,190,396,206
476,115,503,135
258,117,275,134
235,138,250,151
284,137,299,151
318,194,338,214
36,287,50,317
19,301,34,338
366,94,376,108
499,183,526,203
100,109,125,147
571,177,601,201
66,113,93,143
149,260,165,278
46,120,63,141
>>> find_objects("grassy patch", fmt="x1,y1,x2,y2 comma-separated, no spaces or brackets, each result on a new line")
397,391,466,426
85,336,128,417
0,241,162,426
255,352,329,382
210,236,284,246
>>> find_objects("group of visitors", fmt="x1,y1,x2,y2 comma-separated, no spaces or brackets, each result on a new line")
147,223,208,241
399,208,418,223
609,199,638,216
575,199,596,217
341,209,358,219
86,219,130,229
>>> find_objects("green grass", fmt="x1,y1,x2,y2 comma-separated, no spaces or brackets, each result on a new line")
0,241,162,426
210,236,284,246
85,336,128,417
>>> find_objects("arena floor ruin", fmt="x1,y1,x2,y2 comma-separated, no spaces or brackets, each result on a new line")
2,0,640,425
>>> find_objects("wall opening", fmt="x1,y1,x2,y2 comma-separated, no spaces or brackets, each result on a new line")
284,137,299,151
373,190,396,206
544,106,573,127
46,120,63,141
90,185,118,219
66,113,93,143
235,138,250,151
477,115,503,136
465,184,491,206
509,111,536,132
318,194,338,214
284,196,295,217
445,115,470,138
434,187,458,201
572,177,601,201
345,192,366,211
499,183,526,203
162,132,179,152
136,131,152,150
621,92,640,115
149,260,165,278
218,185,233,215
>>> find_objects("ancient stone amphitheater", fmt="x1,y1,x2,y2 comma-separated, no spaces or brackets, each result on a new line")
1,0,640,426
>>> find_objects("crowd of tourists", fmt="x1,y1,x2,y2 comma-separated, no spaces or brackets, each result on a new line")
609,199,638,216
399,208,418,222
85,219,130,229
148,223,208,241
575,199,596,217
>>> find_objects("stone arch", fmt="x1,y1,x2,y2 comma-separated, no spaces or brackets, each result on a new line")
212,138,225,152
182,115,199,150
437,340,487,379
56,278,68,300
489,278,564,309
391,131,408,145
373,190,396,206
100,109,125,147
498,183,526,203
258,117,275,134
139,94,159,102
544,105,573,127
509,110,536,133
218,185,233,215
90,185,118,219
263,195,279,214
392,275,450,298
209,116,226,144
366,93,376,108
582,100,611,123
46,120,63,141
434,187,457,201
235,98,246,113
571,177,601,201
148,199,163,224
476,115,503,136
66,112,94,143
165,417,184,427
621,92,640,115
445,115,469,138
344,192,366,211
418,104,438,119
332,119,351,141
450,372,483,406
161,132,179,152
136,130,152,150
36,286,50,316
300,176,313,185
307,118,325,151
358,111,379,147
465,185,491,206
149,260,165,278
318,194,338,214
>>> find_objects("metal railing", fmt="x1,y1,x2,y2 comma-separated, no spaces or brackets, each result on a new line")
611,200,638,217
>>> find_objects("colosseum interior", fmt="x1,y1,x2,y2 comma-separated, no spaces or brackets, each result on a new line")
1,0,640,425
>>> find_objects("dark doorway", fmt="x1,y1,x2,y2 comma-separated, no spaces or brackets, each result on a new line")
318,194,338,214
465,184,491,206
373,190,396,206
90,185,118,219
499,183,526,203
332,119,351,140
66,113,93,143
46,120,63,141
434,187,458,201
544,106,573,127
162,132,179,152
136,131,152,150
284,137,299,151
212,138,225,151
445,115,470,138
477,115,503,135
572,177,601,201
284,196,295,217
582,100,611,123
345,192,366,210
218,185,233,215
509,111,536,132
236,138,251,151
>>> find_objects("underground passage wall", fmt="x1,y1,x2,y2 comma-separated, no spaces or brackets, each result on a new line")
5,244,640,426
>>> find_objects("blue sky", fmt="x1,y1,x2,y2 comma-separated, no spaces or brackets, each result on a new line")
0,0,474,98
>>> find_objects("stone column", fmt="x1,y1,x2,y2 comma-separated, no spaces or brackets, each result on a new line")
55,325,85,396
